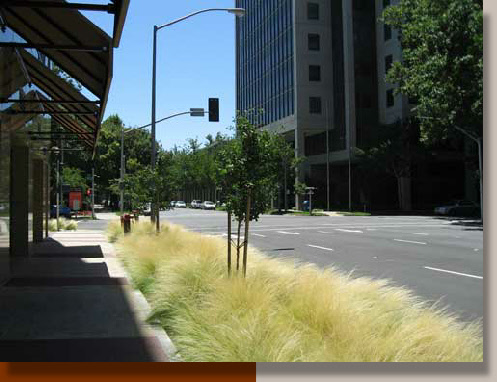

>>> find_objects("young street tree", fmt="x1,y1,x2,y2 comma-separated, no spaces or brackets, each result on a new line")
217,114,291,277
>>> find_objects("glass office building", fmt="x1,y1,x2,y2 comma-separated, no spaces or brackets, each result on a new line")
236,0,295,126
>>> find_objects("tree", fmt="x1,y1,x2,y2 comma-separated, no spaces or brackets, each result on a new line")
383,0,482,144
354,120,423,210
217,114,287,277
383,0,483,212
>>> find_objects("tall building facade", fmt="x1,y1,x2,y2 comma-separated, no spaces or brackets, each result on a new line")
236,0,475,211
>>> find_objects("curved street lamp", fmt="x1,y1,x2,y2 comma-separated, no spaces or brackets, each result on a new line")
150,7,245,227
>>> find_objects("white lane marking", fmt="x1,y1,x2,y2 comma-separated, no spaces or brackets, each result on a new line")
199,223,453,235
277,231,300,235
424,266,483,280
318,231,333,234
252,233,266,237
307,244,334,252
367,229,377,231
335,229,363,233
413,233,429,236
474,249,480,252
393,239,427,245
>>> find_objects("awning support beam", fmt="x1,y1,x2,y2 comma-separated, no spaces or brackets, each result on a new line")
7,110,97,116
1,98,100,105
1,1,116,14
0,42,109,52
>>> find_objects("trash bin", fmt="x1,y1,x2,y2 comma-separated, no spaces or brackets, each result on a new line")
123,214,132,234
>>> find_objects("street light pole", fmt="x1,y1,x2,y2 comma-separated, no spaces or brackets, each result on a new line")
150,7,245,232
151,25,158,226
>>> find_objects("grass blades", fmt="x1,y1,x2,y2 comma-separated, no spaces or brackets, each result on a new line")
108,221,483,362
47,218,78,231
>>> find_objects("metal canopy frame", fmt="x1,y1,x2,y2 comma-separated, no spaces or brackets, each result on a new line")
0,0,130,154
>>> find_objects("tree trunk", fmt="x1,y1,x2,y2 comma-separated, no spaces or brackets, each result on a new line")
227,211,232,277
236,219,242,272
396,176,403,210
242,190,251,278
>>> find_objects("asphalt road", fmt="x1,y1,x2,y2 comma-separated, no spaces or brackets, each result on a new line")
158,208,484,322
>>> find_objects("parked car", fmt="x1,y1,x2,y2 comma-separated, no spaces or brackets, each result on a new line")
434,200,480,217
201,201,216,210
170,201,176,207
191,200,202,209
175,201,186,208
50,205,71,218
142,203,152,216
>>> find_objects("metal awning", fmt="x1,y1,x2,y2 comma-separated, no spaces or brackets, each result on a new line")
0,49,28,99
1,0,112,99
2,49,98,145
2,90,43,131
0,0,130,153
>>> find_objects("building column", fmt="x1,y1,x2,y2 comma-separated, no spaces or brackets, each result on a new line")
295,129,305,210
10,145,29,257
32,158,44,243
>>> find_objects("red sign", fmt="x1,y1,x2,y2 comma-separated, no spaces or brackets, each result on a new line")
69,191,82,211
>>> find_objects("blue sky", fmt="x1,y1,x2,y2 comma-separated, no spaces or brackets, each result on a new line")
82,0,237,150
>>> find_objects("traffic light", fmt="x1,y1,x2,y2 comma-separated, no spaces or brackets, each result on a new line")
208,98,219,122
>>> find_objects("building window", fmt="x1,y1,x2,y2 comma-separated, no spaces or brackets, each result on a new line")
384,24,392,41
386,89,394,108
385,54,393,75
309,97,322,114
308,33,320,51
307,3,319,20
309,65,321,81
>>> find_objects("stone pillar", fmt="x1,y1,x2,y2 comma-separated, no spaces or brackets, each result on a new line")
32,158,44,243
10,145,29,257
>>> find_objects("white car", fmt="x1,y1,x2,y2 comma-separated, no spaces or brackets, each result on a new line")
176,201,186,208
142,203,152,216
191,200,202,209
201,201,216,210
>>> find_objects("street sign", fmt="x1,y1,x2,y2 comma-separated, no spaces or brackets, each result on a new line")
190,108,205,117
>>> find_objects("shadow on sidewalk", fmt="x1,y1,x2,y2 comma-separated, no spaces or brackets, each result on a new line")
0,235,168,361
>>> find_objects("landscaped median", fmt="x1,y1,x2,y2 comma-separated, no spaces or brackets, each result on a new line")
107,221,482,362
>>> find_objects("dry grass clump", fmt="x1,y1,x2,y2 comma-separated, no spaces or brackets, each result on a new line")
108,221,483,362
47,218,78,231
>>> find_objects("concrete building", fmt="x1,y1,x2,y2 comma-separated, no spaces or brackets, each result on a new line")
0,1,130,285
235,0,477,211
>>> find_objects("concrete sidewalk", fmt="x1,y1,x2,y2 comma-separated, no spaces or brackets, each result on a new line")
0,230,176,361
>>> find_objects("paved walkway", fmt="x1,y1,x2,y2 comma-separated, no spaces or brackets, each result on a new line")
0,230,175,361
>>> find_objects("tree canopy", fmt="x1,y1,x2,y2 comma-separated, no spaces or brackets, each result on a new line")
383,0,483,143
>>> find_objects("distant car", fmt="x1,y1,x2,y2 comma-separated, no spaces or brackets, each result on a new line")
143,203,152,216
191,200,202,209
434,200,480,217
170,201,176,207
50,205,71,218
201,201,216,210
176,201,186,208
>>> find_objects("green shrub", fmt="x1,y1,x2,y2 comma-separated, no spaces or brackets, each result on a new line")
47,218,78,231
